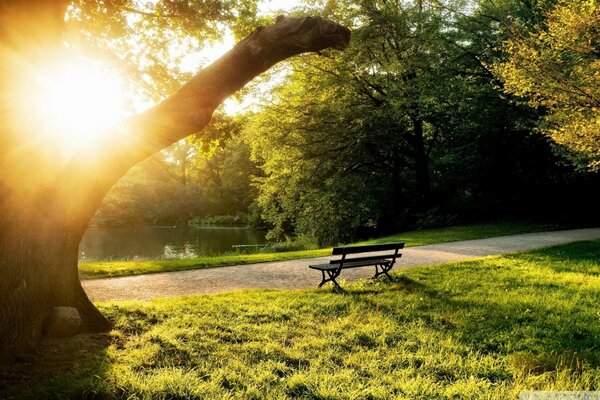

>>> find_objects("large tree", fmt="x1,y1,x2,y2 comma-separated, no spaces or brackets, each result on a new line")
244,0,527,243
0,0,349,360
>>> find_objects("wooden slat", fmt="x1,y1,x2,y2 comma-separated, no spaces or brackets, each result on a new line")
309,263,338,270
331,242,404,255
333,259,392,269
329,253,402,265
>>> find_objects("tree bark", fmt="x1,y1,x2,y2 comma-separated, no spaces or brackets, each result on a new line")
0,4,350,362
411,117,431,204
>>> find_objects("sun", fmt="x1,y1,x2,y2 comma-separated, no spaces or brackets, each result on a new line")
31,57,126,156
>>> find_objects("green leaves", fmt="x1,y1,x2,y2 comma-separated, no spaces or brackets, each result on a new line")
66,0,261,105
243,0,517,243
494,0,600,170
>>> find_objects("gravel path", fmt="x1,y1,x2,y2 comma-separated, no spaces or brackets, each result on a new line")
83,228,600,301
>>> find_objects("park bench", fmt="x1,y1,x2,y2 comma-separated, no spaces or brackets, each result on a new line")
309,242,404,289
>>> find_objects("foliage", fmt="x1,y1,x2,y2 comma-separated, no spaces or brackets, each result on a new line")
93,155,203,226
194,116,261,219
246,0,468,244
67,0,262,103
199,213,249,226
94,113,260,226
243,0,598,245
67,1,265,227
494,0,600,169
65,0,600,244
8,240,600,398
79,221,555,278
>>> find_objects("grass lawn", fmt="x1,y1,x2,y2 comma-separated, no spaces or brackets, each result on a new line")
5,240,600,399
79,221,558,279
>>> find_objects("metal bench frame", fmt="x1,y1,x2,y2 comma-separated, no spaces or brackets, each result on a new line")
309,242,404,289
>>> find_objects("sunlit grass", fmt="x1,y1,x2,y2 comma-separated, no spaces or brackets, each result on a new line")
79,222,554,279
8,240,600,398
353,222,554,246
79,249,332,279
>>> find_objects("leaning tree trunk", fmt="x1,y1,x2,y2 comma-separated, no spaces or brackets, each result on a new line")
0,2,350,361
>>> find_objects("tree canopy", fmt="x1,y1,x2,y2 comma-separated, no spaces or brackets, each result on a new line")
494,0,600,170
92,0,599,246
237,0,599,245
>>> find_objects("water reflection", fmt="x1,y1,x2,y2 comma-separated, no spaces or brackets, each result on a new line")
163,243,199,259
79,226,267,261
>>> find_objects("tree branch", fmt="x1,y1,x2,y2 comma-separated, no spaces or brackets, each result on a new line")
61,16,351,229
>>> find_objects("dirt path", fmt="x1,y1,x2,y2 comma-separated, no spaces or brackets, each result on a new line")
83,228,600,301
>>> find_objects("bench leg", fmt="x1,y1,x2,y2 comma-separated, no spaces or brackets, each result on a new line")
318,269,342,289
373,262,394,282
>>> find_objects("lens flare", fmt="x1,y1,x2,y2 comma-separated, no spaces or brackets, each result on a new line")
24,56,126,156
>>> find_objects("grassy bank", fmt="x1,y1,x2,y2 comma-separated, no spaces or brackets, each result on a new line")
7,240,600,398
79,221,556,279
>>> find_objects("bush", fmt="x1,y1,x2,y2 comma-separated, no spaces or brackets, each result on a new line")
264,235,320,253
192,214,249,227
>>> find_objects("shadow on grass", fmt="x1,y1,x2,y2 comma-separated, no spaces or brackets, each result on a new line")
0,333,112,399
447,296,597,382
339,244,600,374
503,240,600,275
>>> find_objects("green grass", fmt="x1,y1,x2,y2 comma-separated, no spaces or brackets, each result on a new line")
352,222,556,247
79,249,332,280
8,240,600,399
79,221,556,279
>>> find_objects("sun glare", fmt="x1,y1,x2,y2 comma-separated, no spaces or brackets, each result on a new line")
31,58,126,156
18,0,307,158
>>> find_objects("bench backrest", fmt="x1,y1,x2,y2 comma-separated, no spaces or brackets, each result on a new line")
330,242,404,266
331,243,403,255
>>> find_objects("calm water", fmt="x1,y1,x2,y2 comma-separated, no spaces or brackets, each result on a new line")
79,226,267,261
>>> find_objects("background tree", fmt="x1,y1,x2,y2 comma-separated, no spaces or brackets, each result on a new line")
247,0,474,244
93,113,257,225
493,0,600,170
243,0,599,245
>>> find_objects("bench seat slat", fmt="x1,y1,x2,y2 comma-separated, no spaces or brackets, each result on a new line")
308,263,336,270
329,253,402,265
310,259,393,270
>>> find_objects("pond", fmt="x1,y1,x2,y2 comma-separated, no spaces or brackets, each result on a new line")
79,226,267,261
